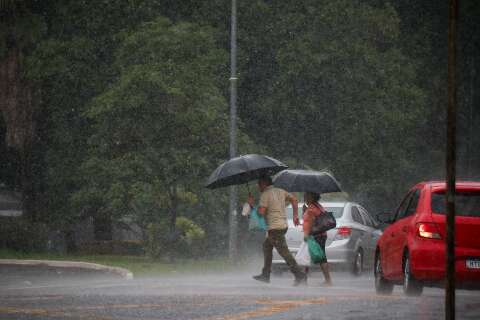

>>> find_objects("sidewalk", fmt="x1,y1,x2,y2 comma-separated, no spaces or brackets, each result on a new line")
0,259,133,280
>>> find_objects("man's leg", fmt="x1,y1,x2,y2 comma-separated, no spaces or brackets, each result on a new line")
262,232,274,276
270,229,306,282
253,233,273,283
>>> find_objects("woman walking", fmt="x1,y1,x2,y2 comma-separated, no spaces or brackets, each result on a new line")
302,192,332,286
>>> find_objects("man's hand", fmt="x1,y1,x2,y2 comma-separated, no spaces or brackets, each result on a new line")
293,215,300,226
247,193,255,208
288,194,299,226
258,206,267,216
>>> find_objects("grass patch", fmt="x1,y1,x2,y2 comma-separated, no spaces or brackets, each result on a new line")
0,248,233,276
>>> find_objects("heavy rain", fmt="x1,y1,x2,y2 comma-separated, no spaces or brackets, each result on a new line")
1,1,480,319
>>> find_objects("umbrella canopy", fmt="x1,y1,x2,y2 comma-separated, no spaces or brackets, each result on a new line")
205,154,288,189
273,170,342,193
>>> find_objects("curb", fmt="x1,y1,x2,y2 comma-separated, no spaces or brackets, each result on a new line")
0,259,134,280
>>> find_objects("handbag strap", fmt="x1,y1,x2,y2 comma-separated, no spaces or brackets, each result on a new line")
312,202,326,214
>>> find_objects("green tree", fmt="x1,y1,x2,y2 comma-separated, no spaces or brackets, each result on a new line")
236,0,428,211
25,0,174,234
76,17,233,240
0,0,47,221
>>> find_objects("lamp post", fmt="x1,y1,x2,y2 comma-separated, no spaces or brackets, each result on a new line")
446,0,458,319
228,0,238,262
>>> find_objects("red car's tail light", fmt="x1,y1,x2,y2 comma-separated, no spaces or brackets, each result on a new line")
417,223,442,239
334,227,352,240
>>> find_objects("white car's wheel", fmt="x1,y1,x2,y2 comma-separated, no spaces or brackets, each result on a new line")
352,249,364,276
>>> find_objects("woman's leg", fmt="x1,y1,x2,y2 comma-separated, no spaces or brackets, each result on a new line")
320,262,332,285
317,235,332,285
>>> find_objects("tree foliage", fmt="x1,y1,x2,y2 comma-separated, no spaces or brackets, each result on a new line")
1,0,479,254
76,17,232,237
236,1,429,208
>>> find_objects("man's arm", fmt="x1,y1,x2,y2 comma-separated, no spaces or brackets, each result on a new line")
287,193,299,226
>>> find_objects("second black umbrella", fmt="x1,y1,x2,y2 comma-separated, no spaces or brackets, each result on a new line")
273,170,342,193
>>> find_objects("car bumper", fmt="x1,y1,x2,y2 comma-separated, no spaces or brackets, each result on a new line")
325,239,356,264
272,239,357,266
410,239,480,283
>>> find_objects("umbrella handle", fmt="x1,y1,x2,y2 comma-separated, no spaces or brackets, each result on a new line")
247,188,255,208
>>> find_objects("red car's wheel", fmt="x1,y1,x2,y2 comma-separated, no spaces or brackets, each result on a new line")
403,252,423,296
374,250,393,295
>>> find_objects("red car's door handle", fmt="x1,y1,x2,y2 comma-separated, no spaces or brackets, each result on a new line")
390,233,395,237
402,226,408,232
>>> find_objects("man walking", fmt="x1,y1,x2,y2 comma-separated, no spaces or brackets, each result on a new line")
248,175,307,286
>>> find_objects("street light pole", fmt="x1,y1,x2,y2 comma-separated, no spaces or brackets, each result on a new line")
446,0,458,319
228,0,238,262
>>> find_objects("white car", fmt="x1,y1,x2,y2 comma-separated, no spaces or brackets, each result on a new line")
272,201,382,275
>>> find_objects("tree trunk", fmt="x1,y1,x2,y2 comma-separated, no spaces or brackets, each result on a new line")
0,46,37,221
467,58,475,175
169,187,178,234
168,187,178,262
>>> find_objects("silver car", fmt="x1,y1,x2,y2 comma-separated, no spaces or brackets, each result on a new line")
272,201,382,275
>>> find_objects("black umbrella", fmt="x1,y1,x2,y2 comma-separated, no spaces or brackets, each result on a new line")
205,154,288,189
273,170,342,193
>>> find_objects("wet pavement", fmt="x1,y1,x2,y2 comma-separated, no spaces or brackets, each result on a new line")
1,264,479,320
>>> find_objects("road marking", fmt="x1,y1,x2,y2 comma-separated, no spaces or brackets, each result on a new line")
205,298,327,320
0,299,327,320
0,295,64,301
198,294,404,320
71,304,166,311
256,298,327,306
0,306,63,317
0,300,247,320
0,303,169,319
0,280,123,291
335,293,403,301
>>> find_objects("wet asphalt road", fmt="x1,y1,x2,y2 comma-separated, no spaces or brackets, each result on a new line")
1,265,480,320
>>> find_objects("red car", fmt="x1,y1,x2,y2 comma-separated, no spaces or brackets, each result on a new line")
374,181,480,296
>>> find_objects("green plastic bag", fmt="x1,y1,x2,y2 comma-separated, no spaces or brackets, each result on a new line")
306,236,325,263
248,207,267,231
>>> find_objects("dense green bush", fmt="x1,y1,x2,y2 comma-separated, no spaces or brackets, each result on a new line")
145,217,206,260
78,240,144,255
0,218,49,252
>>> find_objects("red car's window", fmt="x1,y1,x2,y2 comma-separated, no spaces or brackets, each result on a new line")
405,189,420,217
395,189,420,220
431,191,480,217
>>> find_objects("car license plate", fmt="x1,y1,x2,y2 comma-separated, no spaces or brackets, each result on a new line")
466,259,480,269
